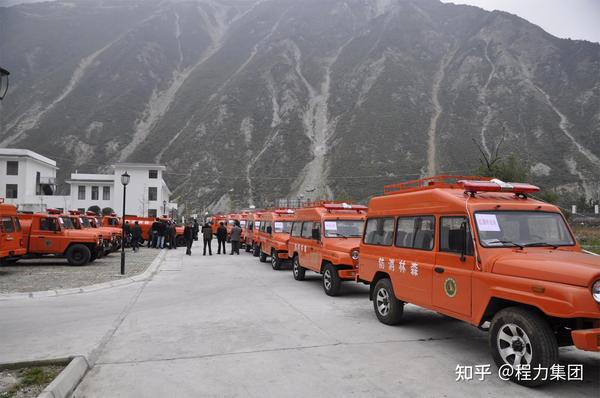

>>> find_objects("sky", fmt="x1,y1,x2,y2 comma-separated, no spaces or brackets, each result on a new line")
442,0,600,43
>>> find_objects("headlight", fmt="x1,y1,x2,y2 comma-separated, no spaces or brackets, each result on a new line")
351,249,359,261
592,280,600,303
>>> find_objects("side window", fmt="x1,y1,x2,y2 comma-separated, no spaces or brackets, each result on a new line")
13,217,21,232
312,221,321,240
291,222,302,237
363,218,394,246
440,217,473,255
395,216,435,250
39,217,58,231
301,222,313,238
1,217,14,233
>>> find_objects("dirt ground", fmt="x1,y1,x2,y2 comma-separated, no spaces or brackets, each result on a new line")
0,365,63,398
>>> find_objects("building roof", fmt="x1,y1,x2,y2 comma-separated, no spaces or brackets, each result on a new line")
112,163,166,170
0,148,58,169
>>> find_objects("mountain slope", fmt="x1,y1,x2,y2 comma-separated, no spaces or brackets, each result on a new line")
1,0,599,211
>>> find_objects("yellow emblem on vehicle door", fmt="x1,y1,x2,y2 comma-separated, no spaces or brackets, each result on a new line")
444,277,457,298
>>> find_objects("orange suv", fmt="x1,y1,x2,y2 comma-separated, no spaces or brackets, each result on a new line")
256,209,295,270
288,202,366,296
358,176,600,386
0,200,26,265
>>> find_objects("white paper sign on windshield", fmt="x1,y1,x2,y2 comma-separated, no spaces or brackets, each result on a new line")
324,221,337,231
475,214,501,232
274,222,284,232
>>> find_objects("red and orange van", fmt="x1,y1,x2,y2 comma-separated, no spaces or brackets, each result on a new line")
0,200,26,265
256,209,295,269
288,202,366,295
357,176,600,386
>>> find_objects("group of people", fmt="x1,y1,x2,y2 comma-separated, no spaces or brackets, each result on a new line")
123,220,143,252
183,220,243,256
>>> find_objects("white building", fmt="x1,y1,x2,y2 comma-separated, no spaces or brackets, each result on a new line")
0,148,59,211
0,149,177,217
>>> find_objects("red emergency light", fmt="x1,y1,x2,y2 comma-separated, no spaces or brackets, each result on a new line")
47,208,62,215
274,209,295,215
459,179,540,196
323,203,367,212
68,210,81,215
86,211,97,216
110,212,117,217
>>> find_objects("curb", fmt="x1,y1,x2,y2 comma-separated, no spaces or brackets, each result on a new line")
37,356,89,398
0,250,167,301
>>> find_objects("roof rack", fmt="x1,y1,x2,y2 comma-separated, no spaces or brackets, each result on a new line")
384,175,491,195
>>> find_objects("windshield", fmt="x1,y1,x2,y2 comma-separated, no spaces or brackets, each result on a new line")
475,211,574,248
240,220,247,227
108,218,119,226
273,221,293,233
324,220,364,238
80,217,92,228
60,216,75,229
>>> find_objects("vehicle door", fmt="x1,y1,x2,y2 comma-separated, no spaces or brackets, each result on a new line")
361,217,395,282
30,217,61,254
433,216,474,317
391,216,435,306
299,221,317,271
0,216,18,253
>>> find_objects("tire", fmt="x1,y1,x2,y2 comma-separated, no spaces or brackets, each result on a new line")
489,307,558,387
89,249,97,263
292,255,305,281
373,278,404,325
66,244,91,266
259,247,267,263
271,249,282,270
252,244,260,257
322,263,342,296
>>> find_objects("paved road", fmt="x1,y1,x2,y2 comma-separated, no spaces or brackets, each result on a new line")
1,243,598,397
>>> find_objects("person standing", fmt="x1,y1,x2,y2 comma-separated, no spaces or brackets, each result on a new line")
230,220,242,255
216,222,227,255
150,219,160,248
202,222,213,256
123,221,131,248
131,221,142,252
184,221,194,256
193,219,200,241
156,220,166,249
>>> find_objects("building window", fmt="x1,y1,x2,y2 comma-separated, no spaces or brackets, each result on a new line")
148,209,157,218
148,187,157,201
6,184,18,199
91,186,99,200
149,170,158,179
78,185,86,200
103,186,110,200
36,172,41,195
6,161,18,175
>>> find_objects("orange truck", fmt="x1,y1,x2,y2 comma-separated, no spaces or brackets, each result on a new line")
0,200,26,265
17,209,104,266
85,211,122,252
357,176,600,386
288,202,366,295
256,209,295,269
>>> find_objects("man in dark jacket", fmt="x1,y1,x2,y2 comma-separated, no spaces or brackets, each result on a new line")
193,219,199,241
156,220,166,249
184,221,194,256
131,221,142,252
150,219,161,248
216,222,227,255
230,220,242,255
201,222,213,256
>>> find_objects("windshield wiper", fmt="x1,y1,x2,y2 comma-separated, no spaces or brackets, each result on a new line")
486,239,524,249
523,242,559,249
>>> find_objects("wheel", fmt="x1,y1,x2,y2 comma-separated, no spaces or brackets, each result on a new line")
271,249,282,270
89,249,97,263
259,247,267,262
322,263,341,296
252,244,260,257
489,307,558,387
292,255,305,281
373,278,404,325
0,258,19,266
66,244,91,266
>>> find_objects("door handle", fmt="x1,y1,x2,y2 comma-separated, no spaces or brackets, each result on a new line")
434,267,444,274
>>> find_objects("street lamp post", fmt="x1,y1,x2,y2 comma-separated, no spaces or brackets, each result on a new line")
120,172,130,275
0,67,10,100
163,200,167,216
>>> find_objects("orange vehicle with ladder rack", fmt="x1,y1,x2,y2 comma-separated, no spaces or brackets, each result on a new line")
357,176,600,386
0,199,26,265
288,202,366,295
256,209,295,269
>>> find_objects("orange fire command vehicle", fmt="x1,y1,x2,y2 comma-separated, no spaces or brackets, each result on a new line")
17,209,103,266
357,176,600,386
86,211,122,252
288,202,366,295
244,212,262,253
0,200,26,264
256,209,295,269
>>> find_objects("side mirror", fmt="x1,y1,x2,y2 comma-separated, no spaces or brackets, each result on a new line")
312,228,321,241
266,226,272,234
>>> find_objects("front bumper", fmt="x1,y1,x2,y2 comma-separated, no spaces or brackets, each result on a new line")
571,328,600,351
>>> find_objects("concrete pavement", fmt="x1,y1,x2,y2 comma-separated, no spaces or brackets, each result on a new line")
1,243,598,397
